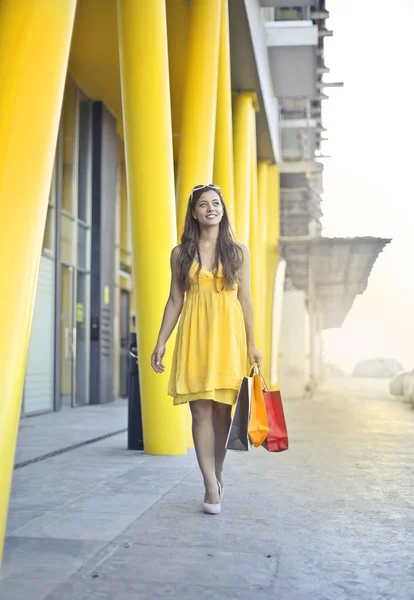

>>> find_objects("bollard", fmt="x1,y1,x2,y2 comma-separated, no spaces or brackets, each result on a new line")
127,349,144,451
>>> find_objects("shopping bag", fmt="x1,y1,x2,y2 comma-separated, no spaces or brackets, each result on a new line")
262,383,289,453
248,371,269,447
225,376,252,451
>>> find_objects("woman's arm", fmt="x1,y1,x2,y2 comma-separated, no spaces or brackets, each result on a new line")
151,246,185,373
237,244,263,368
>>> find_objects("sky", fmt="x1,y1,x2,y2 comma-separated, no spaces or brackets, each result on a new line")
319,0,414,371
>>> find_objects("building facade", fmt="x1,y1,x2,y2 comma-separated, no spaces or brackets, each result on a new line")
4,0,379,566
15,1,282,425
21,0,337,418
22,79,133,416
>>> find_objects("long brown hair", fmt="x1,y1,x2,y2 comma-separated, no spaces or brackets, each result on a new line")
177,186,243,291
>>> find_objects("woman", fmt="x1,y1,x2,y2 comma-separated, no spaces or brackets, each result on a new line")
151,184,262,515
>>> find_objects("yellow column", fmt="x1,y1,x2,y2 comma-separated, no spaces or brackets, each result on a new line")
233,93,256,245
213,0,235,227
249,109,262,353
166,0,190,164
176,0,222,235
266,165,281,389
258,161,270,383
258,162,270,251
117,0,186,454
0,0,77,568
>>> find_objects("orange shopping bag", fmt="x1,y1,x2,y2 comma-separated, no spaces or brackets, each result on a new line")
248,369,269,447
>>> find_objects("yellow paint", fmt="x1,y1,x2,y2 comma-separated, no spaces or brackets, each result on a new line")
120,161,131,258
233,92,257,245
267,165,280,245
258,162,270,245
0,0,77,567
249,110,262,353
258,161,271,384
104,286,110,305
266,165,280,389
166,0,190,163
213,0,235,227
176,0,222,237
117,0,186,454
69,0,122,119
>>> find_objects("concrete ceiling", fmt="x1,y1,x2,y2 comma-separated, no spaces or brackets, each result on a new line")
260,0,317,7
229,0,279,162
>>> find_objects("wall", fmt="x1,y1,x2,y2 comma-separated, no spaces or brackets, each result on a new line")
268,45,316,98
279,289,309,398
261,0,313,8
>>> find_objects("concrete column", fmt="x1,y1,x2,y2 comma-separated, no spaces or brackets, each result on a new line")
233,92,256,245
310,306,323,387
249,110,262,353
266,165,281,388
117,0,186,454
279,290,308,398
270,258,286,390
165,0,190,165
0,0,77,567
213,0,235,227
258,161,270,383
175,0,222,236
308,253,316,391
258,162,270,249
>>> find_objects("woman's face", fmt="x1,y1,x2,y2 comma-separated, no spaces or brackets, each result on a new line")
192,190,224,227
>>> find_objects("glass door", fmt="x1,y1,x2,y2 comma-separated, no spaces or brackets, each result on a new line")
74,89,92,406
75,271,90,405
120,290,130,398
58,79,92,409
60,264,75,407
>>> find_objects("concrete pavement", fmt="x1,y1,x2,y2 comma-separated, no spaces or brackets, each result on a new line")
14,399,128,467
2,378,414,599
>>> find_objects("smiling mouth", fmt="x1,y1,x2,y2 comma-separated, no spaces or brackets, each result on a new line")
206,214,217,218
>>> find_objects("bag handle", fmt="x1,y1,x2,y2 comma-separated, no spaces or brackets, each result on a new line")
249,364,269,391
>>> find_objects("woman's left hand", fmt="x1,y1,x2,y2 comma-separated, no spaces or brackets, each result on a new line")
248,345,263,369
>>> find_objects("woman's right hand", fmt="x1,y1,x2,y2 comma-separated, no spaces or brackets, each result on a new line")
151,343,166,373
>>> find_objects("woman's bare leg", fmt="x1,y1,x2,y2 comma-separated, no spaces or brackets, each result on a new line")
212,402,232,490
190,400,220,504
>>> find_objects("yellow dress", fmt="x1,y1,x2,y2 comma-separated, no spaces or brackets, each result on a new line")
168,261,247,406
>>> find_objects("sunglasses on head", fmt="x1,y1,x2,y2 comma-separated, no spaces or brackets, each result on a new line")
191,184,221,198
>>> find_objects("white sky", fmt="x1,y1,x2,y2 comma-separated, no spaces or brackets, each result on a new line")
319,0,414,371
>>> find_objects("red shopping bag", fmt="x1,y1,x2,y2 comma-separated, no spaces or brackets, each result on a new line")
262,381,289,453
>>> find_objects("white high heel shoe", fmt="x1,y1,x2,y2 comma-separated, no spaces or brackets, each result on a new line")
203,482,222,515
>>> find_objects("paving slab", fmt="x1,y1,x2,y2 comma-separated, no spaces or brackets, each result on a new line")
6,509,46,536
0,576,65,600
2,536,105,580
11,509,139,542
44,580,276,600
15,399,128,465
79,544,278,588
